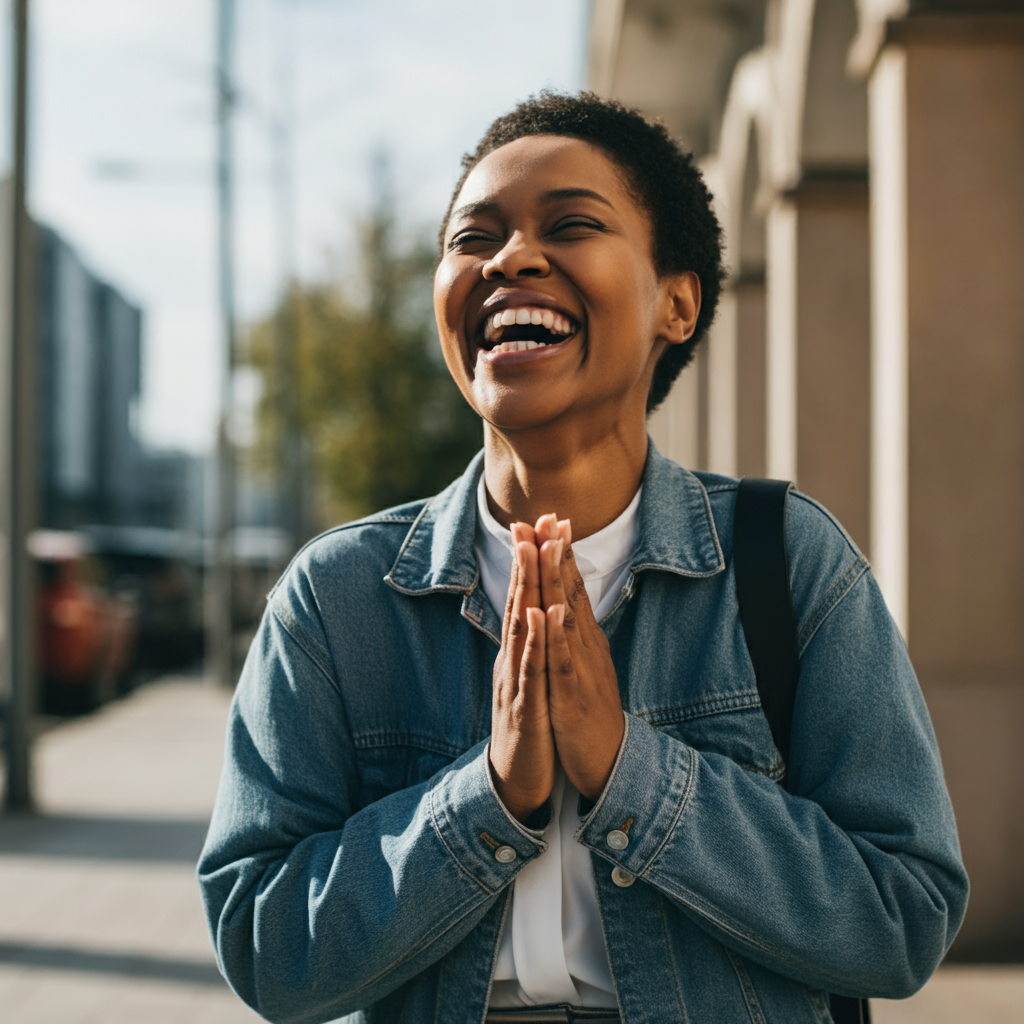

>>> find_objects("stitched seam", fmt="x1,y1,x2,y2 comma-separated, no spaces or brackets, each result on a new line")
477,888,515,1024
703,482,740,494
385,579,471,597
383,499,437,591
657,878,692,1024
726,948,768,1024
352,732,468,759
789,491,863,558
639,744,696,874
798,556,870,656
265,514,423,602
268,604,341,697
693,473,727,569
343,884,487,1001
427,780,494,895
636,690,762,725
652,876,845,989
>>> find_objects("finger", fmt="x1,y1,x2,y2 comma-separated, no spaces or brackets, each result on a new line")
545,603,578,698
518,606,548,712
555,520,596,632
534,513,559,545
539,534,567,617
507,539,541,659
500,542,520,648
514,520,537,546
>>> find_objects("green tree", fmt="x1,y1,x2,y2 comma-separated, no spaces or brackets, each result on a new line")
246,202,481,527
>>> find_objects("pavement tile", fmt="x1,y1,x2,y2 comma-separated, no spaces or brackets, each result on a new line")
1,676,1021,1023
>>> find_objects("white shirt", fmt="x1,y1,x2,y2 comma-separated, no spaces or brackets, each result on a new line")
474,473,641,1009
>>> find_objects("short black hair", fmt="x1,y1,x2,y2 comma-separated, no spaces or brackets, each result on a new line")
440,90,724,412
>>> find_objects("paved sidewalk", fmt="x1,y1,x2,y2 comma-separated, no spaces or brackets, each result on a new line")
0,677,1021,1023
0,678,260,1023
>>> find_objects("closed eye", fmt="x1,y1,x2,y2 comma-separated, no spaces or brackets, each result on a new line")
549,217,606,235
448,230,499,251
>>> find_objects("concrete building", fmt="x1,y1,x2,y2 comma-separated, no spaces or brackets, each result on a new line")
590,0,1024,959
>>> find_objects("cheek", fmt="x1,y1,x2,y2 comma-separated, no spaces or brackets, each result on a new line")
432,265,478,403
432,259,466,334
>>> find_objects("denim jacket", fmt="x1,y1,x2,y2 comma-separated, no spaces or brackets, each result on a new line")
198,444,968,1024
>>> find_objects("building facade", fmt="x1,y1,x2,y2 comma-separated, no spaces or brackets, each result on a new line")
590,0,1024,959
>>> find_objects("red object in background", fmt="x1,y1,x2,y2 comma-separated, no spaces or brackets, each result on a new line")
32,532,139,713
38,560,107,684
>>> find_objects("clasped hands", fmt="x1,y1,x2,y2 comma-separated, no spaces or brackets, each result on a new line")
489,513,625,823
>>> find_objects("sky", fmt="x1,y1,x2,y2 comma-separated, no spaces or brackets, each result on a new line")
17,0,589,452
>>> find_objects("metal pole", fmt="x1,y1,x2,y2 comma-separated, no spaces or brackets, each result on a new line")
272,1,303,555
3,0,33,811
207,0,237,688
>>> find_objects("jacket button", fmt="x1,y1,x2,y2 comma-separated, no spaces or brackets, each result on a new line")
606,829,629,850
494,846,517,863
611,867,635,887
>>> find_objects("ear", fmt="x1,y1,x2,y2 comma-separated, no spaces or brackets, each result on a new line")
656,271,701,346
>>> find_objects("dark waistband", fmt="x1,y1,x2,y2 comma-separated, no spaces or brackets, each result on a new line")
485,1006,620,1024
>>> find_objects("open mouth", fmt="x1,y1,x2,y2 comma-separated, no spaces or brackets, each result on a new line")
478,306,579,354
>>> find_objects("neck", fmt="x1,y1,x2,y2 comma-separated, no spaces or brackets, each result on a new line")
482,409,648,540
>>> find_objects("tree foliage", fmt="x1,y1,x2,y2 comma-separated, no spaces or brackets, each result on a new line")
245,203,481,526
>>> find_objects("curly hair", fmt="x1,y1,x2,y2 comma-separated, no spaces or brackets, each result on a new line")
439,90,724,412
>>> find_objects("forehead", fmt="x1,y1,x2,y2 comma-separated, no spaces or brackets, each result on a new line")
451,135,640,220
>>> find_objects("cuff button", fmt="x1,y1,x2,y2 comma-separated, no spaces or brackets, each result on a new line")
495,846,517,863
606,829,629,850
611,866,636,887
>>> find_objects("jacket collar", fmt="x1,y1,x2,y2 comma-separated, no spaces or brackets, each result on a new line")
384,441,724,597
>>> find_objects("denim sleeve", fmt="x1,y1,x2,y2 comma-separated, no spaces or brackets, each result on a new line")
576,565,969,1001
197,586,547,1024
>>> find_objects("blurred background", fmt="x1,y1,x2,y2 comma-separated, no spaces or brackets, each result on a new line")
0,0,1022,1021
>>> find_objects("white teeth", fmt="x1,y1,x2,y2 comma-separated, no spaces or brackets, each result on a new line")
483,306,577,348
492,339,549,354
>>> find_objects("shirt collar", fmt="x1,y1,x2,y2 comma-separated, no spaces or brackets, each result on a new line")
384,441,724,597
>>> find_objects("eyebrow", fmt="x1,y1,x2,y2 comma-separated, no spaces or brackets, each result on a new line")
537,187,614,208
449,187,615,223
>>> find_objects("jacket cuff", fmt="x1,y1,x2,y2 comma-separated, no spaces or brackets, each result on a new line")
429,740,550,894
575,713,695,875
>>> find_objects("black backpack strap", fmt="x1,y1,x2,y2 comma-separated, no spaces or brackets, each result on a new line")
733,477,800,770
733,478,871,1024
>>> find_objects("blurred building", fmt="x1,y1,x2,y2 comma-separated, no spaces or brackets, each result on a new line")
590,0,1024,959
36,225,197,533
27,219,209,683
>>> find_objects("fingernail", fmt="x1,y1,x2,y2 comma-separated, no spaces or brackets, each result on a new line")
559,519,572,547
554,539,564,565
551,604,565,626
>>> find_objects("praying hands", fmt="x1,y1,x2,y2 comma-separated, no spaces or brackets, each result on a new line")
488,514,626,823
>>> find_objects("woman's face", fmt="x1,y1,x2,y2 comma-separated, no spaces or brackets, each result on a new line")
434,135,696,437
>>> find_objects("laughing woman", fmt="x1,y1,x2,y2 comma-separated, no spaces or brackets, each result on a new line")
199,93,967,1024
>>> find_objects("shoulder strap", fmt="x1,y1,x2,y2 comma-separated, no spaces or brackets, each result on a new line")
734,479,872,1024
733,477,800,772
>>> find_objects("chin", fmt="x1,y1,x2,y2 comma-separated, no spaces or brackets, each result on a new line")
476,392,571,435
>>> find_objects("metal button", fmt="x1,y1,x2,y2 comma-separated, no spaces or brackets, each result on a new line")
611,866,635,887
494,846,517,863
606,829,629,850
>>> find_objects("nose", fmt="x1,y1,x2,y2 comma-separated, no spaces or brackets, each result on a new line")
482,231,549,280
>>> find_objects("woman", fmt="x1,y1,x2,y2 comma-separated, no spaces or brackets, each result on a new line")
199,92,967,1024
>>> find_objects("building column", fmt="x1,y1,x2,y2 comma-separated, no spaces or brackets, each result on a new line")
794,174,871,554
874,12,1024,958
